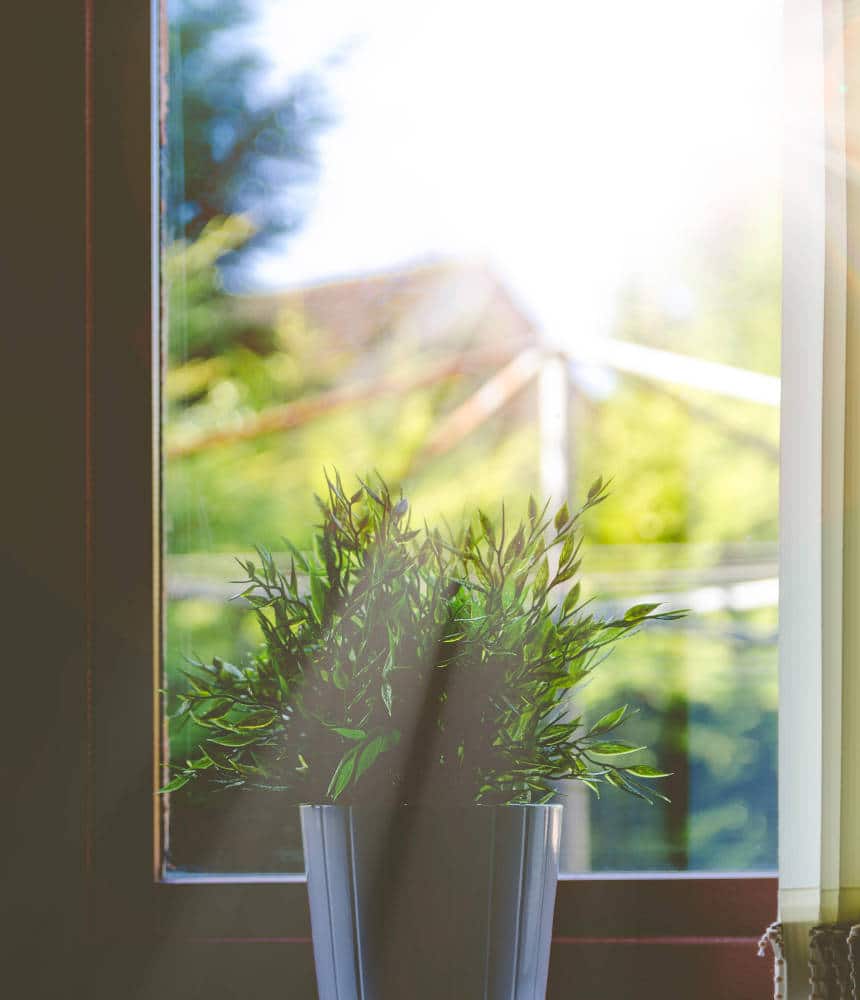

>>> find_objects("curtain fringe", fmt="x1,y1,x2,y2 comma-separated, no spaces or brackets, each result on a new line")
759,922,860,999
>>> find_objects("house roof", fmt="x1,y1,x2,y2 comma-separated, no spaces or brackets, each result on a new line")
232,257,539,361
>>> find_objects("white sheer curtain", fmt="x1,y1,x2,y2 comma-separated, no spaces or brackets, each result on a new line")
778,0,860,995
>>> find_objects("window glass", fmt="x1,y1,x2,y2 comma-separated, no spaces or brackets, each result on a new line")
162,0,781,876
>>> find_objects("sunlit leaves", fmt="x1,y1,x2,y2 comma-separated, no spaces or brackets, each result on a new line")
162,471,683,808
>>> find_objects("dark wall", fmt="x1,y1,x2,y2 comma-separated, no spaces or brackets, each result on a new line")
3,2,88,997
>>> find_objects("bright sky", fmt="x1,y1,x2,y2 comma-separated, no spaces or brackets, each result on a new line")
250,0,782,346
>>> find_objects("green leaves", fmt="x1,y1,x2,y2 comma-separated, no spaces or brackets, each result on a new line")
164,470,683,809
327,730,401,799
356,731,400,782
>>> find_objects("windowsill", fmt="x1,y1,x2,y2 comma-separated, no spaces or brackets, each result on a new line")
160,868,776,885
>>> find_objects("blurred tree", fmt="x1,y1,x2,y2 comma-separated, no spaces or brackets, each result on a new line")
167,0,333,275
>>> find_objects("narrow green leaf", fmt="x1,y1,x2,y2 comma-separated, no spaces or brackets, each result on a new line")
332,661,348,690
589,705,628,735
281,537,309,572
198,698,233,720
190,709,227,730
624,765,672,778
310,574,327,622
554,503,570,531
207,732,260,747
331,726,367,741
562,582,581,616
355,734,387,782
580,779,600,798
559,533,575,566
624,602,660,621
534,558,549,594
554,559,581,584
590,741,645,756
204,745,236,770
185,757,214,771
381,680,393,716
233,760,265,778
159,774,192,794
327,748,357,800
479,511,495,546
234,710,277,730
178,669,213,697
504,526,525,564
606,769,655,803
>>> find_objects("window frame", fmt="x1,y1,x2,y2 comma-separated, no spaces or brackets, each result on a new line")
81,1,777,996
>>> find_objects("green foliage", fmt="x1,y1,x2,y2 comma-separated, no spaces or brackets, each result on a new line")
164,472,684,807
167,0,332,269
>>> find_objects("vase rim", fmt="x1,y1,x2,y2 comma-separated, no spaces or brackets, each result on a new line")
299,801,563,811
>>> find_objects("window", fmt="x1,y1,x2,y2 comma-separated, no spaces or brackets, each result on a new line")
80,1,780,996
163,0,781,878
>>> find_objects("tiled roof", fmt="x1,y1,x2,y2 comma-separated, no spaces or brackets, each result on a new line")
233,258,538,360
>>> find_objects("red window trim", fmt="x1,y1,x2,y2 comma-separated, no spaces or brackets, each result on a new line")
149,875,776,997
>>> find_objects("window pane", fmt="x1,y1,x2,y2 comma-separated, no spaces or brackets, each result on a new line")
161,0,780,876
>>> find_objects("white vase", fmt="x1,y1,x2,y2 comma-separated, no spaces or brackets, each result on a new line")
301,803,562,999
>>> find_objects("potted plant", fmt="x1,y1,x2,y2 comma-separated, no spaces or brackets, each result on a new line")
164,472,683,999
